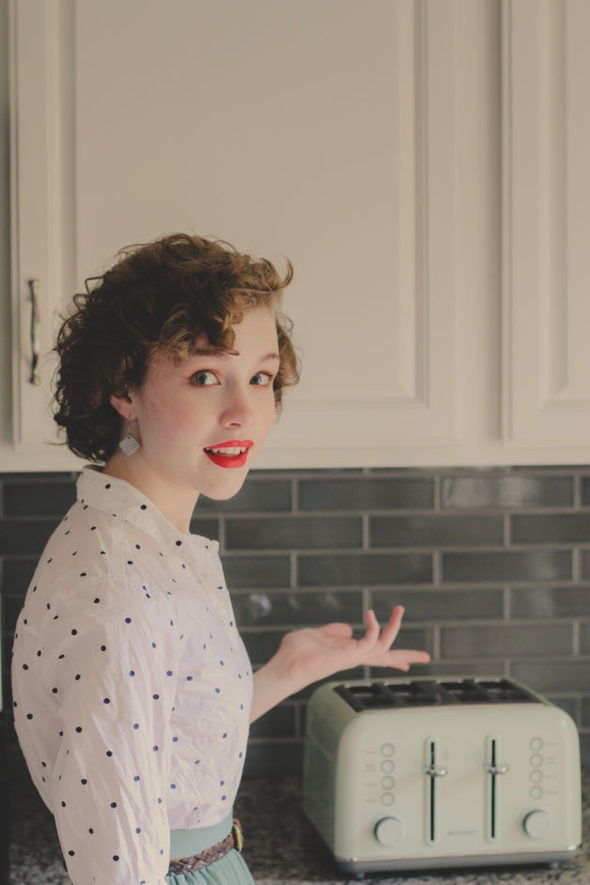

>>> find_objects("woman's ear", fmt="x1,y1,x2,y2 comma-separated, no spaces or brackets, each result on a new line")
109,391,135,421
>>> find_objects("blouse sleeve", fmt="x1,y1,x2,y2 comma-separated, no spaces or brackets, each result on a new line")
47,583,181,885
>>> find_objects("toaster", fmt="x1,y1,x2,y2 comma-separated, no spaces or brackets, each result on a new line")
303,676,582,876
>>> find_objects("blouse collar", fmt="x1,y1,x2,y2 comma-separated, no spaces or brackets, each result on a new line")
76,466,217,560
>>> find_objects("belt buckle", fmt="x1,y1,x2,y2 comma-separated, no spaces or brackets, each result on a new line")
232,818,244,853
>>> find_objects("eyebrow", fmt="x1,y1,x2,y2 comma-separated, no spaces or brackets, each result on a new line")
192,347,280,362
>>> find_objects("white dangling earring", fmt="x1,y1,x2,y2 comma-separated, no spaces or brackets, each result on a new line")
119,419,141,456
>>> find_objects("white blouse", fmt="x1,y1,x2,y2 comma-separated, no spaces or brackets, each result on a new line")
11,467,253,885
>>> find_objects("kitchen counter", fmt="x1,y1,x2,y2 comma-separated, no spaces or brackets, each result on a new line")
8,771,589,884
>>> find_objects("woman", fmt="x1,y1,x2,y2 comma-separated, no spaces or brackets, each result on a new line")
12,233,429,884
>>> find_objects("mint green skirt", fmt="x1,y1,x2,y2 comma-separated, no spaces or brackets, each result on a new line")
166,815,254,885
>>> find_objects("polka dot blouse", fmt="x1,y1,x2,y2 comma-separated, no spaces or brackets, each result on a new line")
11,467,253,884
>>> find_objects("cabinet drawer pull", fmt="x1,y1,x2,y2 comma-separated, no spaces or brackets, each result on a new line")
28,278,41,385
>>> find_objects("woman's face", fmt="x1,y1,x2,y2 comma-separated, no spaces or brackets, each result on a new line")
124,305,280,505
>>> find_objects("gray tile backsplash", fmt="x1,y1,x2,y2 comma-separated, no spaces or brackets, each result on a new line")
1,465,589,776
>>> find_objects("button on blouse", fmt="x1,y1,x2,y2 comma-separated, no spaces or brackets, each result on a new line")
12,467,252,884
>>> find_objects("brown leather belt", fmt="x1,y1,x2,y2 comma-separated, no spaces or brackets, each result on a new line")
167,819,244,875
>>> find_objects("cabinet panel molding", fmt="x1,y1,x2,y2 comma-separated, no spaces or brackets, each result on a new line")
9,0,76,462
502,0,590,447
9,0,465,468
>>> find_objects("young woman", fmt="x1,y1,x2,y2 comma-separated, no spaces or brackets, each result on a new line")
11,233,430,884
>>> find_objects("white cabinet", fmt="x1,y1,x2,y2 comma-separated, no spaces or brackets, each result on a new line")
501,0,590,450
6,0,590,471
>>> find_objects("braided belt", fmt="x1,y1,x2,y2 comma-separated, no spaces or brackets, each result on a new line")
167,820,244,875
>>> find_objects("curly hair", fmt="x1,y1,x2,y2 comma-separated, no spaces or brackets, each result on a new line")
54,233,300,462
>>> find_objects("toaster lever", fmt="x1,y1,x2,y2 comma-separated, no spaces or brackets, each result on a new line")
425,765,448,778
486,764,509,775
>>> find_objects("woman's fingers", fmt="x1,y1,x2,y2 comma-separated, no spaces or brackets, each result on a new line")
377,605,404,648
361,608,381,646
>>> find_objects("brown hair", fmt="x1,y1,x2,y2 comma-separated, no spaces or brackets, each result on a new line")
54,233,299,462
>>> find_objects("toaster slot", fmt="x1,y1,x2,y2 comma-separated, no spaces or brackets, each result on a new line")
424,738,447,844
486,736,509,841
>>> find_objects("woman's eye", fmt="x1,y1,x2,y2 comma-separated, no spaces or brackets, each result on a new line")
250,372,274,386
191,370,218,386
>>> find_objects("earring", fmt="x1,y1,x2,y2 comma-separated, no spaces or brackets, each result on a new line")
119,419,141,456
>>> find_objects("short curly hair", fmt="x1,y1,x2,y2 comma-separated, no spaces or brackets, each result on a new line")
54,233,300,462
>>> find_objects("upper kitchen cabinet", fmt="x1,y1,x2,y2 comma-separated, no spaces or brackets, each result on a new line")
502,0,590,452
7,0,490,470
7,0,590,471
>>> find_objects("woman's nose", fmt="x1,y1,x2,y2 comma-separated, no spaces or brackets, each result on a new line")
220,386,255,428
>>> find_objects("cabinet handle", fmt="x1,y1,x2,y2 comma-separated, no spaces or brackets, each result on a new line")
28,278,41,385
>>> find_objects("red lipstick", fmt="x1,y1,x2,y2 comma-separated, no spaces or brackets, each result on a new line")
203,439,254,469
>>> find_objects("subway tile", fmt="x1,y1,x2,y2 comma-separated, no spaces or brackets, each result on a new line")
581,734,590,767
298,552,432,588
295,667,367,700
222,554,291,589
3,559,37,596
546,695,578,721
441,550,572,583
242,739,302,778
370,514,503,548
411,660,508,678
441,475,573,509
298,477,434,511
248,703,296,739
368,626,434,669
440,624,573,659
511,513,590,544
510,586,590,619
511,660,590,693
189,517,220,541
3,465,590,773
2,476,76,517
225,516,362,551
240,630,284,665
232,589,362,628
197,478,292,513
372,588,504,622
3,593,27,636
0,521,58,556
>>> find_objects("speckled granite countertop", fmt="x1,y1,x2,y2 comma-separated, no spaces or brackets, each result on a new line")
8,772,589,884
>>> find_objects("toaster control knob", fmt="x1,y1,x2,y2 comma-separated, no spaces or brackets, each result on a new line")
522,809,551,840
374,815,404,847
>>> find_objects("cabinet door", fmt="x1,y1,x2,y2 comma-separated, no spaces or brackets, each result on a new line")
9,0,79,469
10,0,469,469
502,0,590,449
